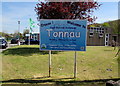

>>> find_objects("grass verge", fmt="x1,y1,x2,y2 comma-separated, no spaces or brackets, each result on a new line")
1,45,119,84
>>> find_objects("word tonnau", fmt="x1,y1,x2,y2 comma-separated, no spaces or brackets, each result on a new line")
46,29,80,38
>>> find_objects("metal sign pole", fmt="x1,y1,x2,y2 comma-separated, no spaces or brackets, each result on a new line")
49,50,52,77
74,51,77,78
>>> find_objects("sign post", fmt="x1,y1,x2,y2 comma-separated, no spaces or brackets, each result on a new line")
40,19,87,78
74,51,77,78
49,50,51,77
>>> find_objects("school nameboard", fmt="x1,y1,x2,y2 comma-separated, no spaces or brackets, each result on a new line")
40,19,87,51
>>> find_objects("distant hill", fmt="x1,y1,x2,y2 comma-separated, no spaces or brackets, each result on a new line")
107,19,119,34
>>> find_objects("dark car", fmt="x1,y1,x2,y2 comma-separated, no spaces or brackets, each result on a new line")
24,39,39,45
11,38,19,44
0,37,8,49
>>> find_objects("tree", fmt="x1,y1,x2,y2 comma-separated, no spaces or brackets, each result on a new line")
102,22,110,27
9,30,23,39
0,32,12,41
88,23,101,27
107,20,119,34
35,0,101,23
23,29,29,38
19,33,23,39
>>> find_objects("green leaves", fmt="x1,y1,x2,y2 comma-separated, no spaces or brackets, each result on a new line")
35,1,101,23
102,22,110,27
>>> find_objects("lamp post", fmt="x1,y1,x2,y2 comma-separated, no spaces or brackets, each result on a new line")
18,21,20,45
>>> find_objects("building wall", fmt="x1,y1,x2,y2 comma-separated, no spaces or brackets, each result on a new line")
87,27,112,46
87,32,105,46
31,33,39,40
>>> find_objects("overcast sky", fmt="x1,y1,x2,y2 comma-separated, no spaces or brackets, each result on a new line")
0,0,119,33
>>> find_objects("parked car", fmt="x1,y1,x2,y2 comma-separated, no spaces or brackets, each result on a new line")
24,39,39,45
11,38,19,44
19,39,25,45
0,37,8,49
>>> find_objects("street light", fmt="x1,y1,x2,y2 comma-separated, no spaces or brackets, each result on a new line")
18,21,20,45
18,21,20,38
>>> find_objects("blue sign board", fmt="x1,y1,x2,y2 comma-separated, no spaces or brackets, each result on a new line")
40,20,87,51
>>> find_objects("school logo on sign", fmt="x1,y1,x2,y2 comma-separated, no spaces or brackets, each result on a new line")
40,20,87,51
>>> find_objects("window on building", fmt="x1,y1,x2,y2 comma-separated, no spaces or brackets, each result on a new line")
89,32,94,37
106,42,108,45
106,34,109,37
34,34,37,40
90,27,94,32
94,27,96,31
106,38,108,41
102,31,104,33
96,28,99,33
99,33,103,37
